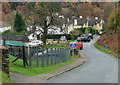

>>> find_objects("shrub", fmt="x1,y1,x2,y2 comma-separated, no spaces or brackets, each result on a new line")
108,8,120,30
46,34,71,40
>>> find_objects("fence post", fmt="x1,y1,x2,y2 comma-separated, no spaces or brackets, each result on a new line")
42,47,44,67
60,48,62,62
72,49,74,57
29,45,31,67
36,46,39,67
51,48,53,65
46,48,49,65
22,45,28,67
55,48,56,64
58,48,60,63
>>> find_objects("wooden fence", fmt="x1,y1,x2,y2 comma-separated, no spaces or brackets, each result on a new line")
9,46,70,67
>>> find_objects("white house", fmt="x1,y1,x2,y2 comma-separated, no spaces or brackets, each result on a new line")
0,21,11,33
28,25,65,41
73,16,104,31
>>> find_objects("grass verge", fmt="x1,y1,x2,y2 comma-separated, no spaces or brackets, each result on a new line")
94,43,120,58
10,55,76,76
0,71,12,83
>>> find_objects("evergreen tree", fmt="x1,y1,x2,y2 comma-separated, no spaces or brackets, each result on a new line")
14,11,27,32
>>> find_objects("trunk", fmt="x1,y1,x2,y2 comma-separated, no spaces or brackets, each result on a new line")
42,27,47,48
43,34,46,48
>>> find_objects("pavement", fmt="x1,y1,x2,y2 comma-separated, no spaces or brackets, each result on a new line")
10,48,86,83
46,35,118,83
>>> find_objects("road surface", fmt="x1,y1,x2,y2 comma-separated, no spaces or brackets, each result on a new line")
46,35,118,83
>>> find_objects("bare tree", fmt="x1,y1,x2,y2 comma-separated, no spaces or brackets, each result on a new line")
26,2,61,47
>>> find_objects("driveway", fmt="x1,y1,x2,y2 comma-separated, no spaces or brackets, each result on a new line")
46,35,118,83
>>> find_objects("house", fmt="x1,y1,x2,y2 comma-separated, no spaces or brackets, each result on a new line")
0,21,11,33
27,18,67,41
73,16,104,31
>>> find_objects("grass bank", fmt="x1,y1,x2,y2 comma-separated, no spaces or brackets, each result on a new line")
94,43,120,58
0,71,12,83
10,55,76,76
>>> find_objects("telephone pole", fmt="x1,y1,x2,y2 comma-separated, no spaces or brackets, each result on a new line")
114,2,117,33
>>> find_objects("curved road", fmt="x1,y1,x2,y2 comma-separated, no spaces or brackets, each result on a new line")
46,35,118,83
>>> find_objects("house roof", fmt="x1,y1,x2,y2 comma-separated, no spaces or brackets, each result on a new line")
2,34,29,42
74,18,102,27
1,40,28,47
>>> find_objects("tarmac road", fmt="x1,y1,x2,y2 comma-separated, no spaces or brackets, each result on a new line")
46,35,118,83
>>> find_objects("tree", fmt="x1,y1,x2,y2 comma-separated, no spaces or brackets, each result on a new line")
104,2,114,29
85,27,91,33
26,2,61,47
108,7,120,31
2,2,12,14
13,11,27,32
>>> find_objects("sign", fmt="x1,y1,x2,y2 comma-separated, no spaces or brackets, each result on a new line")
105,46,108,49
70,42,77,49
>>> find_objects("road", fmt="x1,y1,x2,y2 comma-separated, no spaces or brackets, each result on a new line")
46,35,118,83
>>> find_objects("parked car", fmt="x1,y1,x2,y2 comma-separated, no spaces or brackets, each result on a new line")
76,39,83,50
59,36,67,43
99,31,103,36
85,33,93,39
28,40,43,47
60,36,67,40
77,37,90,42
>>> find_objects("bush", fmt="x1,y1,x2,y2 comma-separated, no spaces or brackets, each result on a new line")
2,30,33,35
76,27,95,35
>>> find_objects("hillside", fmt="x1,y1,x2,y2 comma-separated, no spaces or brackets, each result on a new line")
97,30,120,54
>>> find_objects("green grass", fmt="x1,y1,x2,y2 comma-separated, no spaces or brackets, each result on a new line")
10,55,76,75
94,43,120,58
0,71,12,83
47,43,69,48
68,40,74,42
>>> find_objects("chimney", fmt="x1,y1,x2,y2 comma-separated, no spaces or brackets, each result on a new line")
79,16,82,19
95,17,98,20
74,19,77,25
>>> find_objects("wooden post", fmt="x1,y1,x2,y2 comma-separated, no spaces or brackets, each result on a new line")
46,48,49,65
22,45,28,67
22,46,26,67
55,48,56,64
58,48,60,63
42,47,44,67
29,45,31,67
57,48,59,63
60,48,62,62
36,46,39,67
72,49,74,57
3,39,6,46
51,48,53,65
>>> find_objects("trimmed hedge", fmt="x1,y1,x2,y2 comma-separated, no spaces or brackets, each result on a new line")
46,34,72,40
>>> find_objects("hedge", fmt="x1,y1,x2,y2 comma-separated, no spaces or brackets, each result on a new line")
46,34,72,40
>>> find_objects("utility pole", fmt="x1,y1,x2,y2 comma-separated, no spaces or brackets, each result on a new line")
114,2,117,33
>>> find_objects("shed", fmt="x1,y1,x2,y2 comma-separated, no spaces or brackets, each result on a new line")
1,40,28,47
